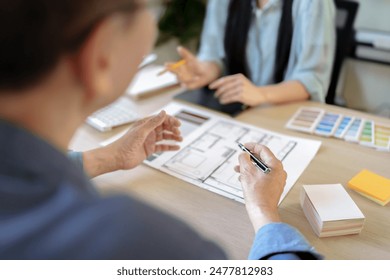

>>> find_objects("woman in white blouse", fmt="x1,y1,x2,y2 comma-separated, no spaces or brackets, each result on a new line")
168,0,336,106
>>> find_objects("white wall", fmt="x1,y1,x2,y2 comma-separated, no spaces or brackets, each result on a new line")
343,59,390,116
341,0,390,117
353,0,390,32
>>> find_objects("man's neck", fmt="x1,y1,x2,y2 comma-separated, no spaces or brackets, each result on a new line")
0,88,84,152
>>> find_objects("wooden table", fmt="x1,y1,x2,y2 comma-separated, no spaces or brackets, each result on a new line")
70,93,390,260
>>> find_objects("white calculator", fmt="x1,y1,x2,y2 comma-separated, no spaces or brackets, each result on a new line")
86,97,139,132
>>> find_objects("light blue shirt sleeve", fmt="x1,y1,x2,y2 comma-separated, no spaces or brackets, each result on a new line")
197,0,228,72
197,0,335,103
67,151,84,171
248,223,322,260
285,0,336,102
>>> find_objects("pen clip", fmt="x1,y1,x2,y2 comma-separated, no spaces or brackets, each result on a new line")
237,142,271,174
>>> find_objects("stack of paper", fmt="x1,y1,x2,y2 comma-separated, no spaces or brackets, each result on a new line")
301,184,365,237
348,169,390,206
125,64,179,99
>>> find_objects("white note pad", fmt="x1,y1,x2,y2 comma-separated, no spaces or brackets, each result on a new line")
302,184,365,222
126,64,179,99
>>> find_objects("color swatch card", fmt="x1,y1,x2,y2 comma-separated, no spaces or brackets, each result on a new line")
348,169,390,206
286,107,390,152
301,184,365,237
359,120,374,146
286,107,324,133
374,123,390,151
314,112,342,137
344,118,364,142
334,116,354,138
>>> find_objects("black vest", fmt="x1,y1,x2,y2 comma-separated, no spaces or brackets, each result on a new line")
224,0,294,83
274,0,294,83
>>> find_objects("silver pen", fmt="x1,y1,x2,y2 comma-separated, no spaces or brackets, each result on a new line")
237,142,271,174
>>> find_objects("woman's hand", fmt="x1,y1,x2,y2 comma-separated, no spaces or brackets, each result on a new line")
209,74,267,106
83,111,182,177
167,46,221,90
234,143,287,232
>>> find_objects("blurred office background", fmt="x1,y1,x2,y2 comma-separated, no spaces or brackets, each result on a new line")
153,0,390,117
342,0,390,117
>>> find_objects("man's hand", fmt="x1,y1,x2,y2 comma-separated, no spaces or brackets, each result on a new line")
83,111,182,177
234,143,287,233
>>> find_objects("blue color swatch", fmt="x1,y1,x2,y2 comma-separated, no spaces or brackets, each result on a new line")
334,116,353,138
315,113,340,136
344,118,362,141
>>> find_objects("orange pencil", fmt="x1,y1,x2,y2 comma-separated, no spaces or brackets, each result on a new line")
157,59,186,76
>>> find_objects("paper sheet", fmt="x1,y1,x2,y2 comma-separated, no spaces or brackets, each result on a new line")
125,65,178,99
102,102,322,204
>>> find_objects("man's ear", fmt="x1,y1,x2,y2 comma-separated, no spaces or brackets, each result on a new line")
74,15,123,105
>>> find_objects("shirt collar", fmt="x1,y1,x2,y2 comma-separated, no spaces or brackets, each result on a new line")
252,0,282,12
0,120,90,196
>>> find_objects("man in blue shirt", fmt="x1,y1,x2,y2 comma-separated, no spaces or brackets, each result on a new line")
0,0,319,259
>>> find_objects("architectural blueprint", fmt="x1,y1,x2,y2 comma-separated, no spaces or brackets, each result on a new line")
143,102,322,204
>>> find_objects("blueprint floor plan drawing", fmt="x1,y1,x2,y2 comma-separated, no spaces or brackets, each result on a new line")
144,102,322,204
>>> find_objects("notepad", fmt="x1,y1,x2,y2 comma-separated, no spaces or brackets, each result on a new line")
348,169,390,206
125,64,179,99
301,184,365,237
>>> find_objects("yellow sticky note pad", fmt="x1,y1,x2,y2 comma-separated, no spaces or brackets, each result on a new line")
348,169,390,206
